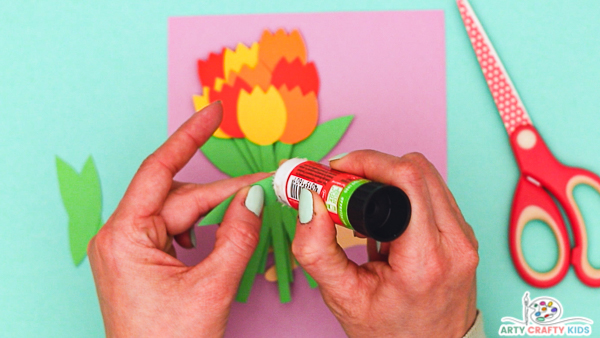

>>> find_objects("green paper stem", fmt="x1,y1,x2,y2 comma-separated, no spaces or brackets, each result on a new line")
244,139,263,172
236,219,272,303
233,138,260,173
198,195,234,226
281,205,317,288
199,177,275,227
281,205,298,243
291,115,354,162
259,144,278,172
269,205,292,303
287,237,294,283
256,176,277,205
258,244,269,274
275,142,293,162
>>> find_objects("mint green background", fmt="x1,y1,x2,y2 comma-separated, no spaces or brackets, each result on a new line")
2,1,600,336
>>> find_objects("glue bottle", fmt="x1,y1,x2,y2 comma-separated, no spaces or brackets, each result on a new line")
273,158,411,242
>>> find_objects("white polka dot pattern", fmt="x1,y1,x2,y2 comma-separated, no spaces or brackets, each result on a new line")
458,0,532,134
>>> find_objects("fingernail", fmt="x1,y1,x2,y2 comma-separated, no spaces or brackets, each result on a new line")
328,152,348,162
299,188,313,224
190,228,197,248
200,100,222,113
376,241,381,254
245,185,264,217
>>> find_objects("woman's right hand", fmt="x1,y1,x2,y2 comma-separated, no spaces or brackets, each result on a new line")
292,150,479,337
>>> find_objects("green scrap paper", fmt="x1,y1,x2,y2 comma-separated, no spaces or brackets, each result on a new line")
291,115,353,162
56,156,103,266
201,137,254,177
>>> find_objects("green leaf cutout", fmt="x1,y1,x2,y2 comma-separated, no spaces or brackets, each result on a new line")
291,115,354,162
56,156,103,266
201,137,254,177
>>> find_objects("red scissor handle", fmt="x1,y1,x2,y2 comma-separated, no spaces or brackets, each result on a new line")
509,176,570,288
510,125,600,287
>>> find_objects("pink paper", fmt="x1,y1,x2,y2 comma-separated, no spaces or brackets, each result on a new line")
169,11,445,337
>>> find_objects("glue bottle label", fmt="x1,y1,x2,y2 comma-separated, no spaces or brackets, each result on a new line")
283,161,368,228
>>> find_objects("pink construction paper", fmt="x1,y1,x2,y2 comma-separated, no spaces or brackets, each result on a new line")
168,11,445,337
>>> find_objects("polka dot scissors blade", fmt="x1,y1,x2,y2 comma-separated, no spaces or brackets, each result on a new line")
457,0,600,288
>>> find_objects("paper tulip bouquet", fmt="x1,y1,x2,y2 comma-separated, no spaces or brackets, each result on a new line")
193,29,353,303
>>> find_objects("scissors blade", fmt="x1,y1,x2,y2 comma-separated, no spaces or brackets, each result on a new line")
457,0,532,135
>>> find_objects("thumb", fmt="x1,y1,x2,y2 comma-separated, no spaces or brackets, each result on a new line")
198,185,264,294
292,189,355,290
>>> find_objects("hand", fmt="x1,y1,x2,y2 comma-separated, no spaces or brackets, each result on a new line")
88,102,268,337
292,150,479,338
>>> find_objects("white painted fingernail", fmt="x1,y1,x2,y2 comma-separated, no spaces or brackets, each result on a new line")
190,228,197,248
328,152,348,162
245,185,264,217
376,241,381,254
299,188,314,224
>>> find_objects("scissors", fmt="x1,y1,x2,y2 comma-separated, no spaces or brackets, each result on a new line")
457,0,600,288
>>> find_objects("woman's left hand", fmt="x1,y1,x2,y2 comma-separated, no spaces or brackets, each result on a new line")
88,102,268,337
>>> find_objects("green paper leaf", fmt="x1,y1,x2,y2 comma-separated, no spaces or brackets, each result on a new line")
198,195,234,226
201,137,254,177
291,115,354,162
56,156,103,266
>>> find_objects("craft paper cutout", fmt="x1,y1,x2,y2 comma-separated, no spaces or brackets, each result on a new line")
194,28,353,302
56,156,103,266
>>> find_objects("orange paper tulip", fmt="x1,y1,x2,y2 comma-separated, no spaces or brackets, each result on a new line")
194,29,320,145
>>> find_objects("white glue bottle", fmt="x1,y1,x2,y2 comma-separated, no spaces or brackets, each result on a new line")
273,158,411,242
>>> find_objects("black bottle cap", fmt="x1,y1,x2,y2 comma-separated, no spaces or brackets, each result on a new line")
347,182,411,242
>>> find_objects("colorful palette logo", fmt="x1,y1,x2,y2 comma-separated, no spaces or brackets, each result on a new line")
500,292,593,336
